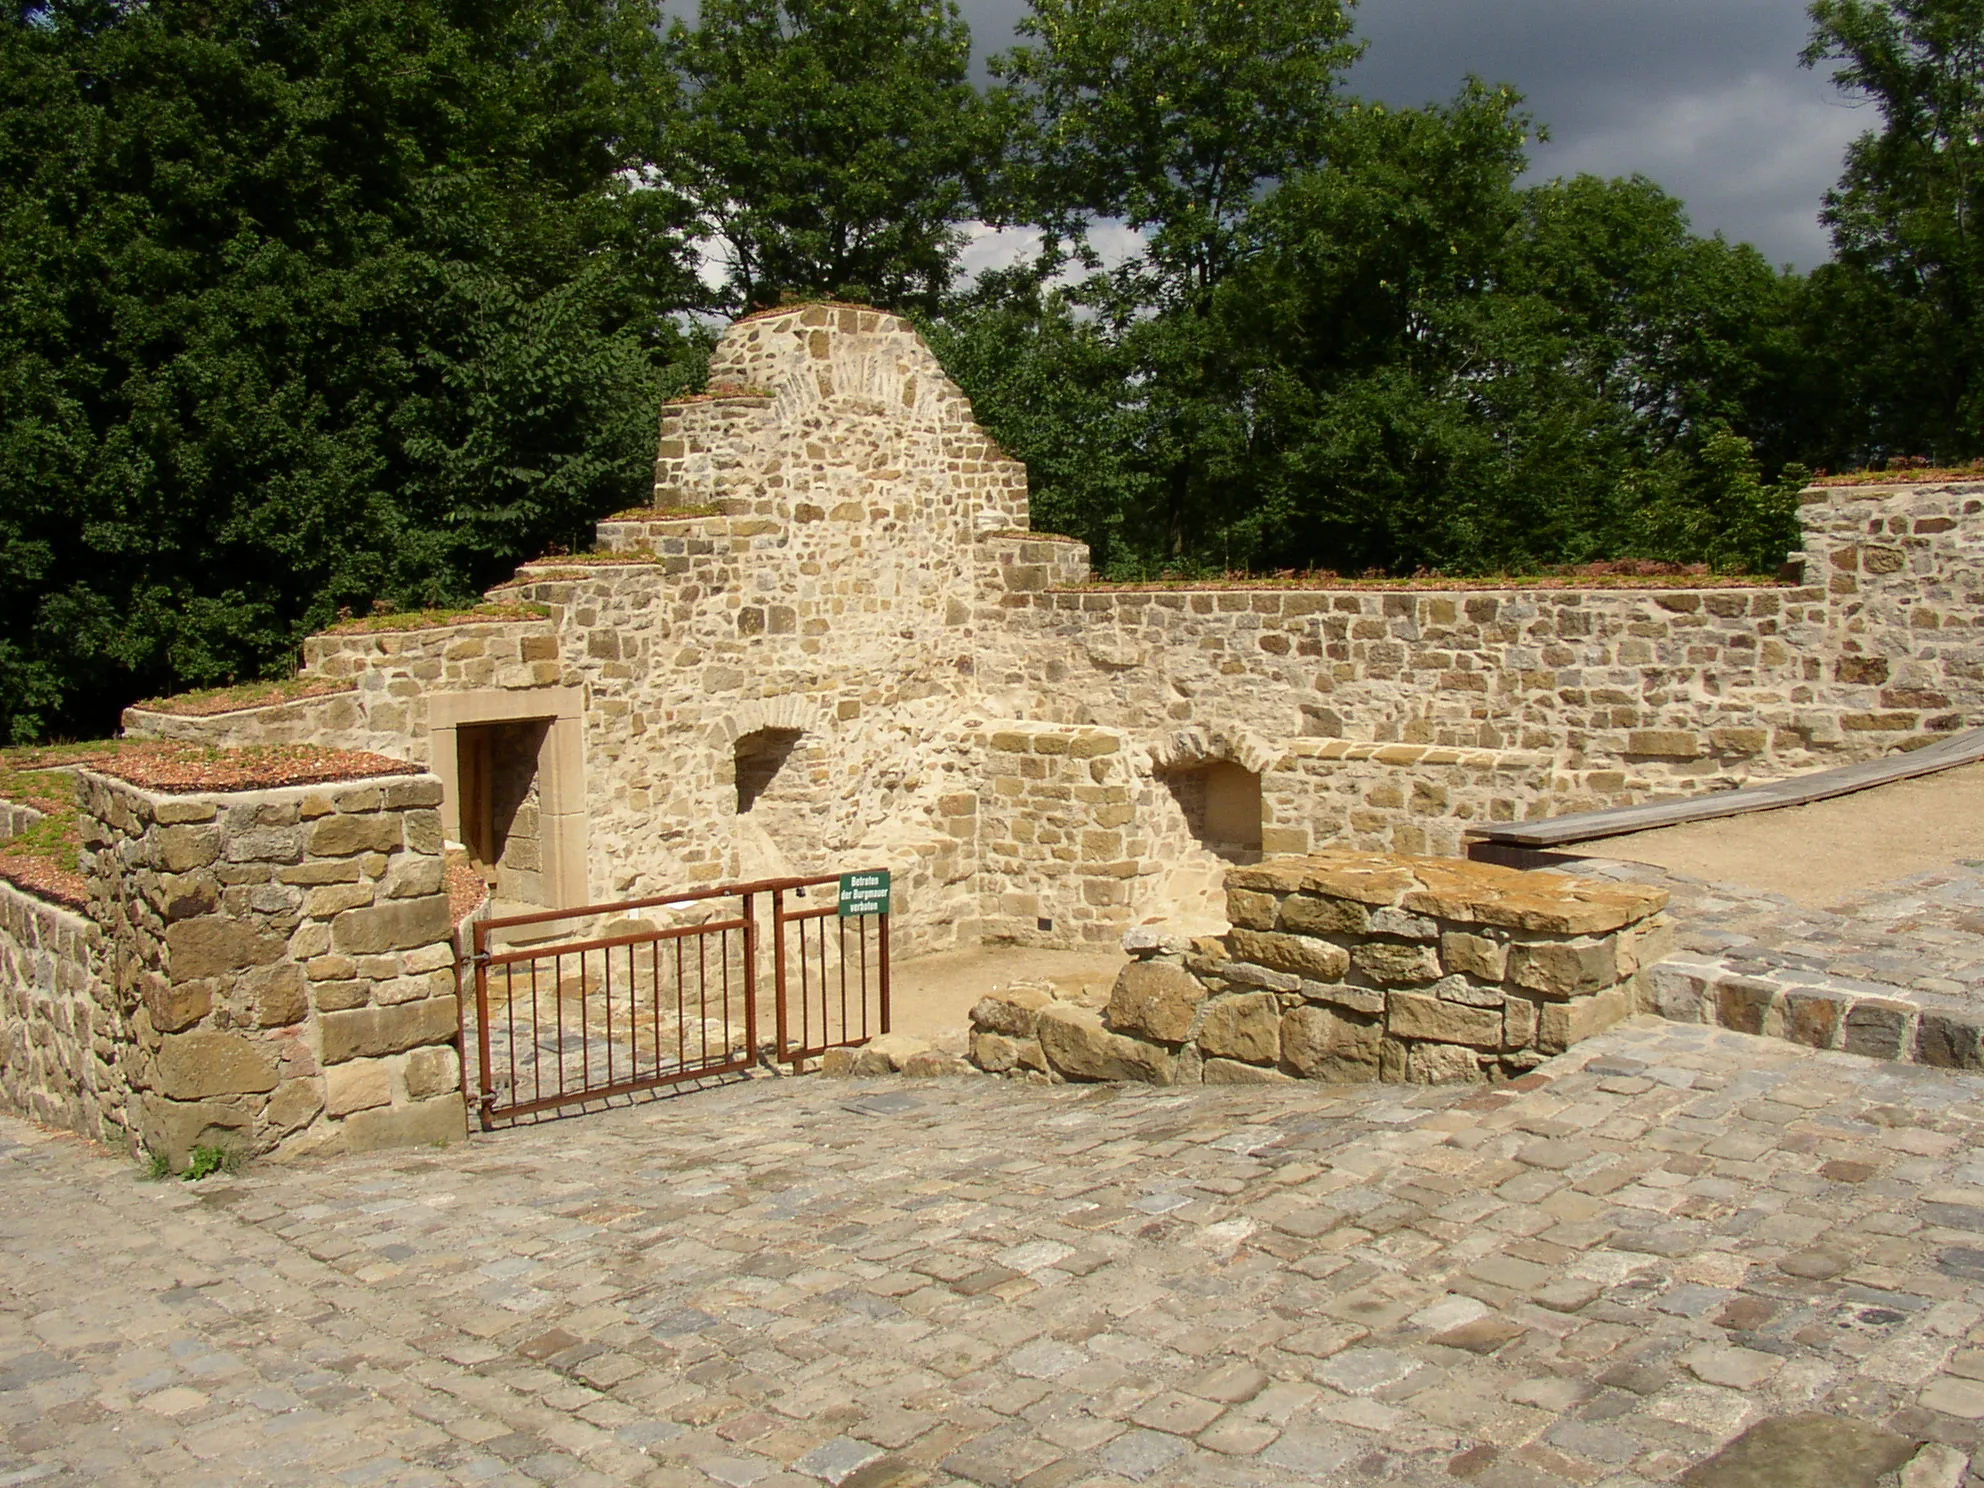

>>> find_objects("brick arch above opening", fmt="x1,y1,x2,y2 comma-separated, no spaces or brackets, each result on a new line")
1144,726,1279,778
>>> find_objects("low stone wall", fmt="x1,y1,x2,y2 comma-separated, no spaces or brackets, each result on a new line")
0,881,105,1134
78,768,464,1165
970,850,1670,1085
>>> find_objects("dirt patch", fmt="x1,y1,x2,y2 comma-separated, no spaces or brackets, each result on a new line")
888,945,1127,1046
1573,762,1984,908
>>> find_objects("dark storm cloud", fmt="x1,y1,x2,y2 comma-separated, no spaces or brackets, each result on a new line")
955,0,1870,269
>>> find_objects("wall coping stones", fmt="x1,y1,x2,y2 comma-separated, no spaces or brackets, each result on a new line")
1228,850,1668,935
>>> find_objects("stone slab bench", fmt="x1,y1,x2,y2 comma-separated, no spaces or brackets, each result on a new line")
1465,727,1984,850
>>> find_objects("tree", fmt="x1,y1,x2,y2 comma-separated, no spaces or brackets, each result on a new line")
0,0,702,743
1803,0,1984,457
664,0,990,314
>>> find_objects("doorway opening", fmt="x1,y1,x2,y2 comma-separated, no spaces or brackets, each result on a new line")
457,718,553,904
1160,759,1264,861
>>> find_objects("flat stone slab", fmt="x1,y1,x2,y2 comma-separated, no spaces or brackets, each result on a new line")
1678,1413,1916,1486
3,1020,1984,1485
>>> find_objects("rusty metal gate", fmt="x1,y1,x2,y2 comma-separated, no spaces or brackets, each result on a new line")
460,872,891,1128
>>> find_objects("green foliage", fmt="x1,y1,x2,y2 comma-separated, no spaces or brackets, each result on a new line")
1,0,704,743
1802,0,1984,460
181,1144,243,1181
144,1151,172,1182
665,0,989,313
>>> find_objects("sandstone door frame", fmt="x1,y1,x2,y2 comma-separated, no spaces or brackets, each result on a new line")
428,688,588,909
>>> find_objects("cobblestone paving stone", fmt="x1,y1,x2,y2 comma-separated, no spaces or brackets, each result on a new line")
1578,858,1984,1012
9,1019,1984,1486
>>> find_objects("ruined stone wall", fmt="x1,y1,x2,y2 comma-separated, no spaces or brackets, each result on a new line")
1801,483,1984,739
970,850,1672,1087
109,304,1984,954
77,770,462,1165
0,881,104,1136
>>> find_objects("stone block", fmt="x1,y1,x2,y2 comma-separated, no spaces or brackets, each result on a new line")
1783,987,1846,1049
306,882,375,917
165,917,283,981
1225,927,1350,982
1647,963,1710,1023
309,813,402,858
1196,993,1281,1065
342,1095,465,1152
1441,931,1507,983
1844,1000,1913,1060
969,985,1054,1039
1352,941,1442,987
136,1093,252,1168
1299,981,1385,1015
1536,987,1632,1054
1626,729,1702,758
1277,894,1371,937
1107,960,1208,1043
151,1031,281,1100
1714,977,1778,1036
1036,1003,1172,1083
144,977,212,1035
970,1031,1045,1074
1508,939,1618,998
156,825,221,872
1280,1005,1380,1081
266,1078,324,1133
330,896,451,956
850,1032,930,1074
1203,1058,1294,1085
249,964,308,1027
1504,995,1539,1050
1225,887,1279,931
325,1059,392,1116
1368,908,1438,941
1404,1042,1485,1084
1917,1011,1984,1069
1387,991,1501,1049
320,998,459,1064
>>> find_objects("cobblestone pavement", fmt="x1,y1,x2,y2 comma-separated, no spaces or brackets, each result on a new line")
1574,857,1984,1015
10,1021,1984,1485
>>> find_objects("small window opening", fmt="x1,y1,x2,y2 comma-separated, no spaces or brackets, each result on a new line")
1161,759,1263,860
735,728,802,814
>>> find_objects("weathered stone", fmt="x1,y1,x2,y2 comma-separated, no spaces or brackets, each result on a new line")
971,1031,1041,1073
1441,930,1507,982
1430,973,1503,1008
1387,991,1502,1048
325,1059,392,1117
156,825,221,872
1036,1003,1172,1083
329,897,451,957
1278,894,1371,937
309,813,402,858
145,977,212,1034
1508,937,1619,998
901,1049,973,1078
1845,1000,1914,1060
265,1077,324,1133
319,998,458,1064
1352,941,1442,987
1106,960,1208,1043
1225,927,1350,982
1536,987,1632,1054
970,986,1053,1039
1224,887,1279,932
1784,987,1846,1048
1675,1412,1914,1487
1280,1005,1380,1081
1300,980,1385,1015
851,1031,930,1074
1196,993,1281,1065
135,1093,252,1167
1368,907,1438,940
151,1031,281,1100
405,1045,461,1100
249,963,308,1028
1202,1057,1294,1085
165,917,283,982
342,1095,464,1152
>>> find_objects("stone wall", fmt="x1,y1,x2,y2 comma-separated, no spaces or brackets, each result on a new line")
76,768,462,1165
113,301,1984,952
969,850,1671,1086
0,881,104,1135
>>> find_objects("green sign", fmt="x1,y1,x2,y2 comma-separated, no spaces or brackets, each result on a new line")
838,869,891,917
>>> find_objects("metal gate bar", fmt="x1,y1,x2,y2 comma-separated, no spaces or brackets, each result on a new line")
463,871,890,1125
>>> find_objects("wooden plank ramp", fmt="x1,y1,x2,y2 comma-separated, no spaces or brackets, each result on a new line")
1465,727,1984,849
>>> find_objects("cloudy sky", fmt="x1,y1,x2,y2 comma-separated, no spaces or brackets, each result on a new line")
955,0,1872,271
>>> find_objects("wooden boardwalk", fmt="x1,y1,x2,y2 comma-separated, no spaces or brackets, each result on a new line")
1465,727,1984,849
